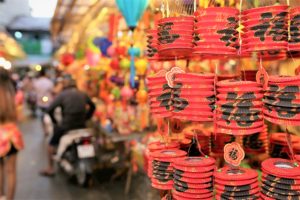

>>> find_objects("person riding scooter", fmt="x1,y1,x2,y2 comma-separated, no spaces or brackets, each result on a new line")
40,75,96,176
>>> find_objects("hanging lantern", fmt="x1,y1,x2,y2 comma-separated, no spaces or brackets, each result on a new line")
263,75,300,126
120,58,131,70
60,53,74,66
135,58,148,76
194,7,239,56
172,73,215,122
116,0,149,31
110,58,120,70
136,80,148,104
216,80,264,135
241,5,289,52
288,7,300,51
157,16,194,58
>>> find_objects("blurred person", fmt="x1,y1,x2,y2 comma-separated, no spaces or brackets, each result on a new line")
22,74,37,117
33,69,54,135
0,68,24,200
40,75,95,176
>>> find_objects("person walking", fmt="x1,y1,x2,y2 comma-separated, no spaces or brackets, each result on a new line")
0,68,24,200
33,69,54,136
40,75,95,176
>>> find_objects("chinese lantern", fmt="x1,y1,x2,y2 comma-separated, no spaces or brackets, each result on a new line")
135,58,148,76
116,0,149,31
110,58,120,70
120,58,130,70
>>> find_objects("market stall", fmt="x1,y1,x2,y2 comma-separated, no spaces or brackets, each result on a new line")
51,0,300,199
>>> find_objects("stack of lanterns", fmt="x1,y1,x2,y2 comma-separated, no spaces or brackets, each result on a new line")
194,7,239,56
147,70,173,118
172,157,215,200
151,149,187,190
261,158,300,199
289,7,300,51
172,73,215,122
241,5,289,52
263,75,300,125
146,141,179,178
147,29,159,60
214,167,260,199
216,80,264,135
158,16,194,57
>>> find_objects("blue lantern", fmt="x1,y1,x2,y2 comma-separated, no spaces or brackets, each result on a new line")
116,0,149,31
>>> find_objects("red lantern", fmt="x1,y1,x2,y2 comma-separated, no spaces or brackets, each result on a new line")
110,58,120,70
241,5,289,52
61,53,74,66
194,7,239,56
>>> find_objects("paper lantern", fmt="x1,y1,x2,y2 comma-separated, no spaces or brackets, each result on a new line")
241,5,289,52
60,53,74,66
116,0,149,30
263,75,300,126
172,73,215,122
194,7,239,56
216,80,264,135
121,85,133,100
215,167,259,199
107,46,116,57
157,16,194,58
93,37,112,57
120,58,130,70
135,58,148,75
110,58,120,70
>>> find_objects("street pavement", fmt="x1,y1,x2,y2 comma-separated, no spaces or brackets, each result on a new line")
15,119,158,200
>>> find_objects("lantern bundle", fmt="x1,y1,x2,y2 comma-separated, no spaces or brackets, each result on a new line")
263,75,300,126
194,7,239,56
270,132,300,158
151,149,187,190
146,141,179,178
261,158,300,199
214,167,260,200
215,80,264,135
289,7,300,51
296,155,300,162
148,71,173,118
241,5,289,52
157,17,194,57
172,157,215,200
147,29,159,60
172,73,215,122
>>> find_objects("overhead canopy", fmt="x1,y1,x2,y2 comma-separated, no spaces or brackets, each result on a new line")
51,0,116,48
0,31,26,59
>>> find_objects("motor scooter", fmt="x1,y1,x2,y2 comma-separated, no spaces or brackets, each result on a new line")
56,128,96,187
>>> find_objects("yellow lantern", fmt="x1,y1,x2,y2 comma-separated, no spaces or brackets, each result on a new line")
135,58,148,76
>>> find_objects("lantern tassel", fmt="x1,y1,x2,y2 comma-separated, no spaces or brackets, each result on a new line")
130,52,136,87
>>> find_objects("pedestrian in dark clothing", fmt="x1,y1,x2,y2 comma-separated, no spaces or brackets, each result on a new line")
40,75,95,176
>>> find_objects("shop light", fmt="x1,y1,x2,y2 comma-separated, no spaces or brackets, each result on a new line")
84,64,90,71
0,57,12,70
35,64,42,71
14,31,23,39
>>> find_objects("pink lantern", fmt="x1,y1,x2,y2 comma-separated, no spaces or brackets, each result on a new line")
107,46,116,57
86,50,101,66
121,85,133,100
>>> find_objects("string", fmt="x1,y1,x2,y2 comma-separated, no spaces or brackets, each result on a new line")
285,127,296,162
213,62,218,141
